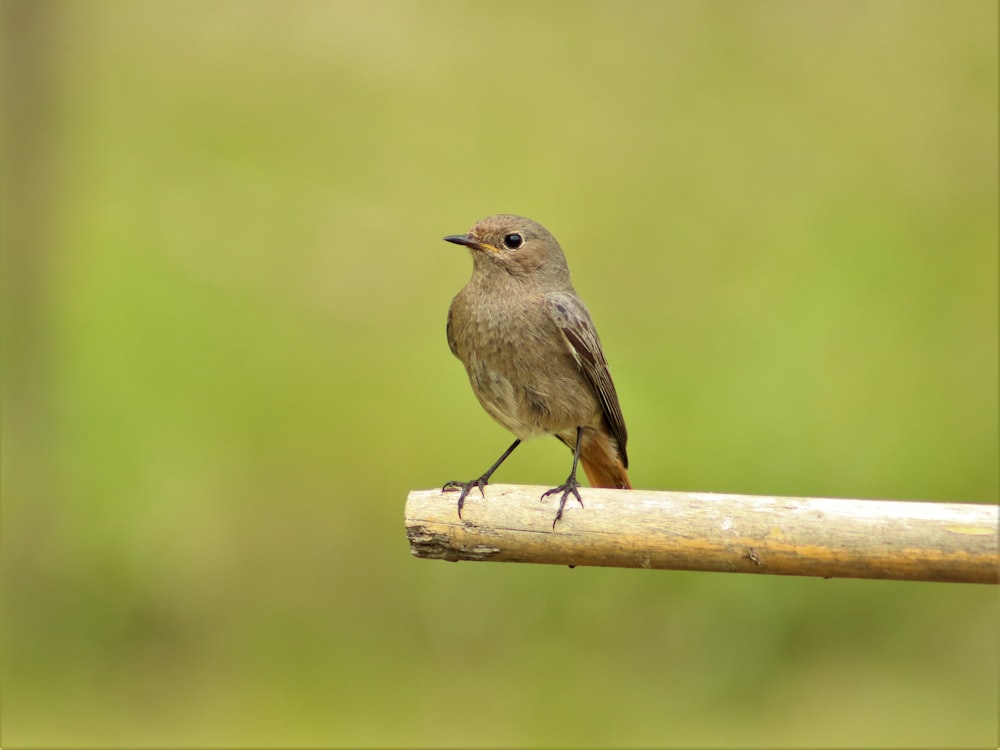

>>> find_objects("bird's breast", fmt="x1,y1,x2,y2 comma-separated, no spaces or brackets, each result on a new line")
448,288,600,439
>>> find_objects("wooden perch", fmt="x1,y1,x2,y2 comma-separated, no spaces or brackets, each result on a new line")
405,485,998,584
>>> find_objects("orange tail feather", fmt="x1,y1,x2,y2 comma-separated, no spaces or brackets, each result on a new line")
579,429,632,489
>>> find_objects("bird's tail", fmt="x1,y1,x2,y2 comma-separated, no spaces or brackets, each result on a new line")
579,427,632,490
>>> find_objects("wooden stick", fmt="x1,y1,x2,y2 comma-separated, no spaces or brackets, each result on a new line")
405,485,998,584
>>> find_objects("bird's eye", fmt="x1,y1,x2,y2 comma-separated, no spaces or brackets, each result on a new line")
502,233,523,250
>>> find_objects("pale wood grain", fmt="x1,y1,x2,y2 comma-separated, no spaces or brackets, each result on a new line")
405,485,998,583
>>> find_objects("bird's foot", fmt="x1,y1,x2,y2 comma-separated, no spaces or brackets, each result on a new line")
442,476,490,518
541,476,584,529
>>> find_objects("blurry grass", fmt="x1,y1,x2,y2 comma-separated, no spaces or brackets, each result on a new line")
2,0,997,747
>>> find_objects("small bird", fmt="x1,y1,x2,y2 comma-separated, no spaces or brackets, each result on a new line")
442,214,631,527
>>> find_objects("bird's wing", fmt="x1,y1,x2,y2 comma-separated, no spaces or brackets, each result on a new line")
544,292,628,466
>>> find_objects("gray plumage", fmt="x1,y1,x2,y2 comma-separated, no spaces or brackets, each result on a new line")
443,214,630,515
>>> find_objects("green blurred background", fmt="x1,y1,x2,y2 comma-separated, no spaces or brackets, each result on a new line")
2,0,996,746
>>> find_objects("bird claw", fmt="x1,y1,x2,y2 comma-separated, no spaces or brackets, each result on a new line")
541,477,584,529
442,476,489,518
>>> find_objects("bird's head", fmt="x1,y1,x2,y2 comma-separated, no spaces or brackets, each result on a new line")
444,214,571,284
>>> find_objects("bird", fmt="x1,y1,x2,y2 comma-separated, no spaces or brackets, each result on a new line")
441,213,631,527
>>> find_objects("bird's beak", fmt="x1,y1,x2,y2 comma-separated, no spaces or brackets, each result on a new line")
444,234,496,252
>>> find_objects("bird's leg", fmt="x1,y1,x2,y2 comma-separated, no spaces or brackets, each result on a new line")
443,438,521,518
542,426,585,528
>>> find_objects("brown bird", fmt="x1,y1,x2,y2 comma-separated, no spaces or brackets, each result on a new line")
442,214,631,527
